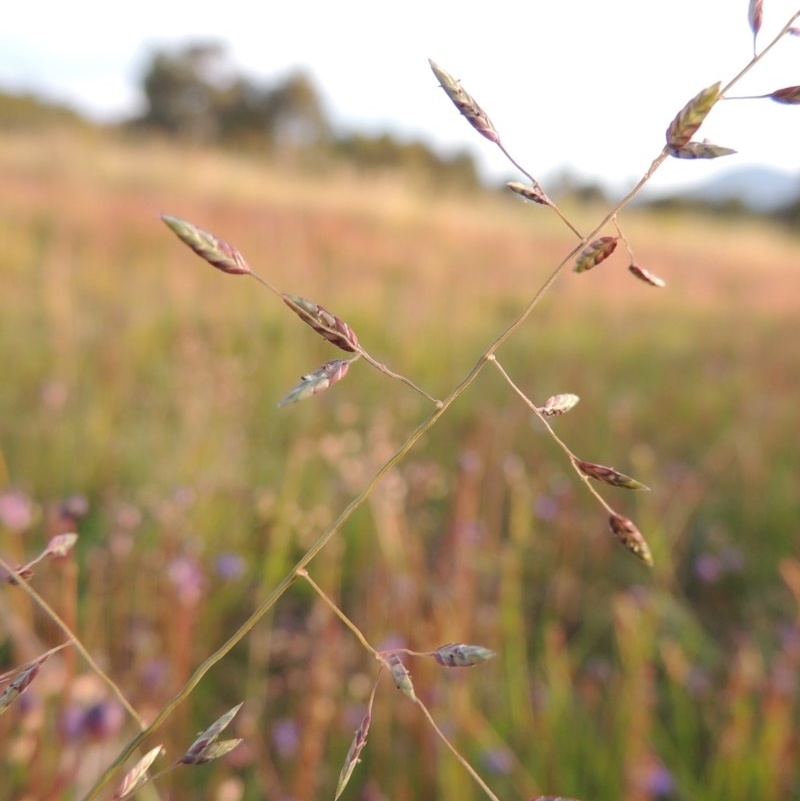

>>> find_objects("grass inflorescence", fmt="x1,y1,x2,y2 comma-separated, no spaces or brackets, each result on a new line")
1,5,800,801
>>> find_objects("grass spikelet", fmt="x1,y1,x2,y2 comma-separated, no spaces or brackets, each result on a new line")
574,458,650,491
767,85,800,104
628,264,666,288
386,654,417,702
665,82,721,149
432,643,496,668
181,739,242,766
0,659,44,713
608,513,653,566
429,59,501,144
180,702,243,765
281,294,359,352
573,237,618,273
668,140,737,159
748,0,763,55
112,746,164,801
277,359,352,408
538,393,580,416
335,681,377,801
506,181,552,206
45,532,79,558
161,214,251,275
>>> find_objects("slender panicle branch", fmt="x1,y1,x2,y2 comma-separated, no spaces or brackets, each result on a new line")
297,569,378,658
416,698,503,801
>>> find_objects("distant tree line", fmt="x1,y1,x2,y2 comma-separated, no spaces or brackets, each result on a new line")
130,41,481,190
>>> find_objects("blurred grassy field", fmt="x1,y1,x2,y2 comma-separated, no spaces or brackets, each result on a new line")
1,128,800,801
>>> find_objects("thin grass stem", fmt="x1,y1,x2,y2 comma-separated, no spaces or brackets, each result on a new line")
297,569,378,658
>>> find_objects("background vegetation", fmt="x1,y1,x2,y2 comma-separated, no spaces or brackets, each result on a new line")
0,43,799,801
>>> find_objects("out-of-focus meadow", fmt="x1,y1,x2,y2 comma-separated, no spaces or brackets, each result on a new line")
1,126,799,801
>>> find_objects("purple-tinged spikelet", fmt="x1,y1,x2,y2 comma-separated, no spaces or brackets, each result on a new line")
573,458,650,491
507,181,552,206
767,86,800,104
573,237,618,273
432,643,496,667
429,59,501,144
748,0,763,54
281,294,359,352
538,393,580,416
628,264,666,287
668,141,737,159
180,702,243,765
609,513,653,566
0,660,44,712
386,654,417,702
112,746,164,800
161,214,251,275
665,82,721,149
335,707,373,800
277,359,351,408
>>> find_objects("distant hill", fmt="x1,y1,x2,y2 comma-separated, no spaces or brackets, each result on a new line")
0,90,88,130
643,165,800,213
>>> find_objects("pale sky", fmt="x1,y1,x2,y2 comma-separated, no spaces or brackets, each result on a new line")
2,0,799,193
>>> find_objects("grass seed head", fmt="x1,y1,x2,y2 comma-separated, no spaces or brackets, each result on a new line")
281,294,359,352
748,0,763,37
387,654,417,702
429,59,501,144
609,513,653,566
628,264,666,287
277,359,352,408
574,458,650,491
0,661,43,713
181,702,243,764
45,532,79,558
161,214,251,275
432,643,496,667
507,181,553,206
768,86,800,104
668,140,737,159
112,746,164,801
573,237,618,273
538,393,580,416
665,82,721,149
335,708,373,800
